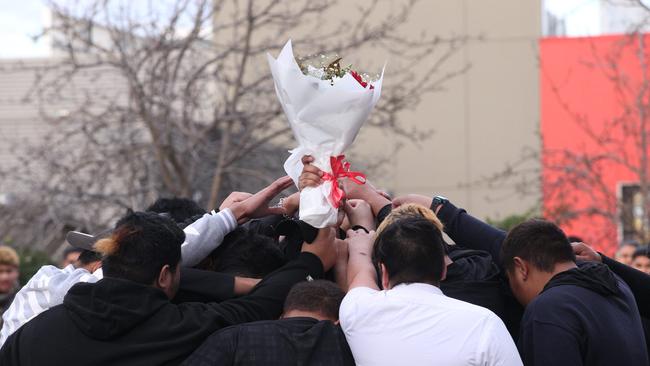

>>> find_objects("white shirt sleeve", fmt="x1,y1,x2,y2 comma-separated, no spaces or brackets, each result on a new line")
0,265,100,347
339,286,378,334
478,313,523,366
180,208,237,267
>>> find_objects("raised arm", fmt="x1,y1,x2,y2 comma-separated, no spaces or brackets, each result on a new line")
392,194,507,263
180,176,293,267
573,242,650,318
346,229,379,291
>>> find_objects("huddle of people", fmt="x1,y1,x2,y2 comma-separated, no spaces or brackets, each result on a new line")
0,156,648,365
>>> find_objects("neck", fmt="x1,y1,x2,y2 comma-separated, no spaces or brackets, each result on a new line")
282,310,333,322
552,261,577,275
540,261,577,285
444,255,453,267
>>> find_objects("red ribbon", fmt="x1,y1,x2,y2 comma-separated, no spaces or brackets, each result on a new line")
321,155,366,209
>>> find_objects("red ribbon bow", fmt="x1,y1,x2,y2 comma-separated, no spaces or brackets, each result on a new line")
321,155,366,209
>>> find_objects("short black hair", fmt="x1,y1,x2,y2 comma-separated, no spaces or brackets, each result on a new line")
501,219,576,273
146,198,206,225
283,280,345,320
198,227,286,278
77,249,101,265
373,217,446,286
633,246,650,260
98,211,185,285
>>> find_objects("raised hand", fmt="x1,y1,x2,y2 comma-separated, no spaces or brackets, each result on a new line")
228,176,294,224
346,228,376,255
571,242,602,262
344,199,375,230
219,192,253,211
298,155,323,190
282,192,301,216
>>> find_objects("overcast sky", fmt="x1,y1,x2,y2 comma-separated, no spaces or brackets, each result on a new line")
0,0,606,59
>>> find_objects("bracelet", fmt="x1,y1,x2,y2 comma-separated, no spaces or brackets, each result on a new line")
351,225,370,234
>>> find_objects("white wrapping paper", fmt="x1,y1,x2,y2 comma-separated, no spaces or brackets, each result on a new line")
267,40,384,228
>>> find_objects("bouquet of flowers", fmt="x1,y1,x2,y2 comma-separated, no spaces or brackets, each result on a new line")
267,40,384,228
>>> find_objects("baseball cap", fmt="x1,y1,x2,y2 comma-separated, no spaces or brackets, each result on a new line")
65,228,112,251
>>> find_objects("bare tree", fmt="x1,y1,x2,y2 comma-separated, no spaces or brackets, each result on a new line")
1,0,467,251
541,32,650,250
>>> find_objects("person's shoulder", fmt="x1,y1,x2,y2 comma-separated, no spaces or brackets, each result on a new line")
341,286,379,305
439,294,498,317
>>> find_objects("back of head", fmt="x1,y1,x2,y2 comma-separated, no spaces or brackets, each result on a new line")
373,216,446,286
283,280,345,321
146,198,206,225
77,249,102,266
201,227,286,278
501,219,575,273
95,212,185,285
377,203,444,235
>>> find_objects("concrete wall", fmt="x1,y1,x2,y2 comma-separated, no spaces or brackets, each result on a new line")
352,0,541,221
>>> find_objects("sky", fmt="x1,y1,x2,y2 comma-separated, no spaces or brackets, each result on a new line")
0,0,634,59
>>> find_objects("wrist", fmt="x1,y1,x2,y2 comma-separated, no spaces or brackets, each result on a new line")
229,204,246,222
431,195,448,215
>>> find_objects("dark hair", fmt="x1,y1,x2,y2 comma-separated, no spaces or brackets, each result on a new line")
97,212,185,285
62,247,83,259
372,217,446,286
501,219,576,273
197,227,286,278
567,235,583,243
77,249,101,265
633,246,650,260
283,280,345,320
146,198,206,225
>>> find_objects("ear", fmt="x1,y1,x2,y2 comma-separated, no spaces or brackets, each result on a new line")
380,262,390,290
513,257,528,281
89,261,102,273
157,264,173,291
440,263,447,282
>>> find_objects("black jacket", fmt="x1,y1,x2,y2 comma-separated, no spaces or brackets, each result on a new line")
441,247,508,323
519,262,649,366
0,252,323,366
182,317,355,366
429,201,525,338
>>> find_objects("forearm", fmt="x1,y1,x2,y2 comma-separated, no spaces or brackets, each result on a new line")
602,254,650,317
175,268,235,303
234,277,261,296
214,252,325,325
347,248,379,290
335,248,349,292
365,192,391,218
181,209,237,267
436,200,507,263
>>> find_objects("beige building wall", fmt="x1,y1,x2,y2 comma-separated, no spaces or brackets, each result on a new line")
352,0,541,221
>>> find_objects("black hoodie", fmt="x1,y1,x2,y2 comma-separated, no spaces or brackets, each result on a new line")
519,262,649,366
0,252,323,366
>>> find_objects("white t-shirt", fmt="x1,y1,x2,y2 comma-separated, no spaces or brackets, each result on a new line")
339,283,523,366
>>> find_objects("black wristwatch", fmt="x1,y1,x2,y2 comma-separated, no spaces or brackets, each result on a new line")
431,195,448,213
